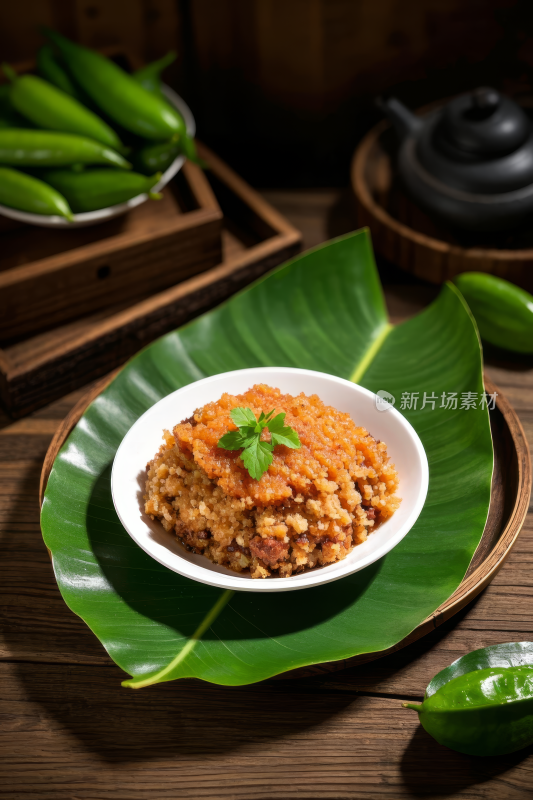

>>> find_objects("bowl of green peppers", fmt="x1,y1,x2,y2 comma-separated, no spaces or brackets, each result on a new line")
0,31,196,228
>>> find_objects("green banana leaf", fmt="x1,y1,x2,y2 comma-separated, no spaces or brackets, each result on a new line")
426,643,533,698
40,229,493,688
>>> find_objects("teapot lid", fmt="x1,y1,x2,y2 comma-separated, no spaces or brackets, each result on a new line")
381,88,533,195
438,88,529,158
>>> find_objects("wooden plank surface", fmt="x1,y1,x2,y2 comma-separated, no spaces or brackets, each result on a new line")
1,190,533,798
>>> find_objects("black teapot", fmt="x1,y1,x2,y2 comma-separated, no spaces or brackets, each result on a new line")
380,88,533,232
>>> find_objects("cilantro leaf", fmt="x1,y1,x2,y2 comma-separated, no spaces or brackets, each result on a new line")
218,425,257,450
235,426,259,447
270,429,301,449
230,407,257,428
241,438,273,481
217,405,301,480
257,409,276,426
217,430,247,450
267,412,301,449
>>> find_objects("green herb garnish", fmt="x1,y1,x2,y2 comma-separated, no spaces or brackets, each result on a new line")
217,407,301,480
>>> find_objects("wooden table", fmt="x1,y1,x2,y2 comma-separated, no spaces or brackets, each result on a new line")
1,190,532,799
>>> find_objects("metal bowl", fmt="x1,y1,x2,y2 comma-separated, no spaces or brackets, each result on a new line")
0,84,196,229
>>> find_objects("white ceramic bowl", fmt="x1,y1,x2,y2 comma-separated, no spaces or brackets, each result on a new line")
111,367,429,592
0,84,195,229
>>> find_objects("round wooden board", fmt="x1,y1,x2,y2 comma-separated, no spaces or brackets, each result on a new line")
40,374,531,680
351,118,533,293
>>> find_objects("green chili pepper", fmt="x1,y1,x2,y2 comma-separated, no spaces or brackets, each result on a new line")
0,129,130,168
133,137,181,174
42,28,186,141
181,133,206,167
3,63,124,153
131,56,205,169
133,51,176,95
0,166,73,219
39,168,162,212
403,666,533,756
134,130,204,171
455,272,533,353
36,44,80,98
426,641,533,698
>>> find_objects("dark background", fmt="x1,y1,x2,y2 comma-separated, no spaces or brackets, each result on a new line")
1,0,533,186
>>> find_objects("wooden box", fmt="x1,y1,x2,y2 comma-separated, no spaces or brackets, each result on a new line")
0,144,301,417
0,163,223,341
0,51,225,342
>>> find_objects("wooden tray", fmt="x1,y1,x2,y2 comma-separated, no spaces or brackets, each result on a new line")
351,119,533,292
1,143,301,417
40,375,531,679
0,54,223,342
0,162,223,342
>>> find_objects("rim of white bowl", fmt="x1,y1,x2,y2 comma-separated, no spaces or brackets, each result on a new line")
0,84,195,229
111,367,429,593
